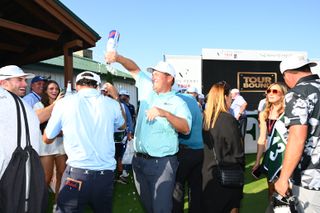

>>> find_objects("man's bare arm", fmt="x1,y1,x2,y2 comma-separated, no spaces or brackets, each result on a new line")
274,125,307,196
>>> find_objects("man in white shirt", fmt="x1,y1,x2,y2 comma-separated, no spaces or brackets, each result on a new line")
230,88,248,142
0,65,40,179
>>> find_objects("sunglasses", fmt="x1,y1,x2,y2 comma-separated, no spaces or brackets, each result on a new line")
266,89,280,95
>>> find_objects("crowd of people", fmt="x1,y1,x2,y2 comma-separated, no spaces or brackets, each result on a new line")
0,53,320,213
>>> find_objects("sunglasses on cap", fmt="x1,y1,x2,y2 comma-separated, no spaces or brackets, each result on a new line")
266,89,280,95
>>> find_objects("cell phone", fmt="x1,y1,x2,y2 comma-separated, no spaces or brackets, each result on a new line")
65,177,82,191
251,166,262,179
60,88,65,95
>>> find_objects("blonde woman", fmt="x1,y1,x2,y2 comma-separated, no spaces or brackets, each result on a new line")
252,82,288,201
202,81,245,213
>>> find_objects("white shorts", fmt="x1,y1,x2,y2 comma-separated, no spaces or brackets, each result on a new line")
39,136,66,156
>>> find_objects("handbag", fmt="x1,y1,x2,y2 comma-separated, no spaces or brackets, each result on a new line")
210,135,244,188
215,163,244,188
122,139,134,164
0,91,47,213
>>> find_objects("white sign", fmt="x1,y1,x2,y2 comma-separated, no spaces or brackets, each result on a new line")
165,55,202,93
202,48,308,61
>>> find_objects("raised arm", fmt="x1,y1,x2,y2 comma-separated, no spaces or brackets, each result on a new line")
35,104,55,123
103,82,126,130
34,92,64,123
105,51,140,80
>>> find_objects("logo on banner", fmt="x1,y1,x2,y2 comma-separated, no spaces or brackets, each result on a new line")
237,72,277,92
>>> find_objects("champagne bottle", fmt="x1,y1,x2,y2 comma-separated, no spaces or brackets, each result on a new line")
65,81,72,96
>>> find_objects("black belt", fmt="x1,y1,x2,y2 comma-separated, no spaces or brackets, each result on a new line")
179,144,191,149
135,152,176,159
67,165,112,175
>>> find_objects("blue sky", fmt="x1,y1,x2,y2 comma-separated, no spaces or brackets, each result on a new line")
61,0,320,71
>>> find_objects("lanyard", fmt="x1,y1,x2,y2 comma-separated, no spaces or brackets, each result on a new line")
32,92,41,101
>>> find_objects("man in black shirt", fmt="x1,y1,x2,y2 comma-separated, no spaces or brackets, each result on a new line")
275,55,320,212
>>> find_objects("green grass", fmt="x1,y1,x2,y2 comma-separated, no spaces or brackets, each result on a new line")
112,175,144,212
241,154,269,212
48,154,269,212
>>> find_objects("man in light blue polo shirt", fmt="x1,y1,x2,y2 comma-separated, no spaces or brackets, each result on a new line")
43,71,125,213
106,52,192,213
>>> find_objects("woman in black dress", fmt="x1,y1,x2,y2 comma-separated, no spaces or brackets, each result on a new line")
202,82,245,213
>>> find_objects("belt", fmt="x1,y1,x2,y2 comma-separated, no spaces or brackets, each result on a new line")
179,144,191,149
135,152,176,159
68,166,112,175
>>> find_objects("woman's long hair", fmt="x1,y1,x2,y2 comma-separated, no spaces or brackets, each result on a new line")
261,82,287,121
40,80,60,107
203,81,231,130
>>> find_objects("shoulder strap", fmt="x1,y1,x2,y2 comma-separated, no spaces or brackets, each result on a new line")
16,95,31,147
8,91,31,147
207,129,220,165
8,91,22,148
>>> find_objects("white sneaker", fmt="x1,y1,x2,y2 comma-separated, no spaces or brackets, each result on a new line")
121,170,129,178
52,204,57,213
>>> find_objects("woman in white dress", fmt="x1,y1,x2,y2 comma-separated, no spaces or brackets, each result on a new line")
33,80,67,202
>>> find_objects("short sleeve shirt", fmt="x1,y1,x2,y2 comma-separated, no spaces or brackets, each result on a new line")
258,98,266,113
177,93,203,149
45,88,124,170
230,95,247,117
284,74,320,190
134,71,192,157
23,91,41,108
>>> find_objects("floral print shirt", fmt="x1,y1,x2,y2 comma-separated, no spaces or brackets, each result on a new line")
284,74,320,190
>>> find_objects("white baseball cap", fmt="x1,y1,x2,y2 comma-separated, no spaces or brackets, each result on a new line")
76,71,101,85
147,61,176,78
119,89,130,96
198,93,205,99
280,55,317,74
0,65,35,80
186,86,198,94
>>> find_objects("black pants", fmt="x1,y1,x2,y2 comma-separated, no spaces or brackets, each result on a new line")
172,147,203,213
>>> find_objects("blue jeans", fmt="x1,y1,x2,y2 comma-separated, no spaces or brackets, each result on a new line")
132,154,178,213
56,165,114,213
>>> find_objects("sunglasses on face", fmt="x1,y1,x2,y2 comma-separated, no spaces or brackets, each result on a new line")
266,89,280,95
